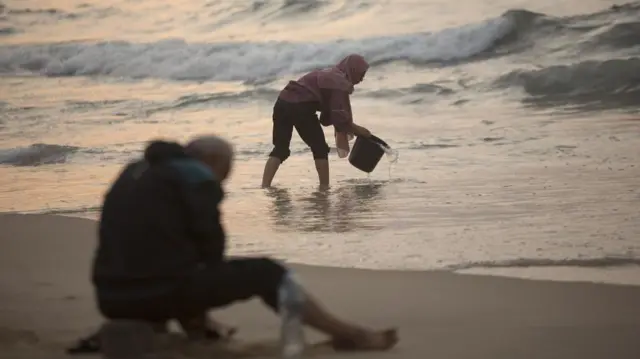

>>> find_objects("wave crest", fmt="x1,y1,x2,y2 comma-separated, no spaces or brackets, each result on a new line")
0,143,79,166
0,13,514,82
493,58,640,107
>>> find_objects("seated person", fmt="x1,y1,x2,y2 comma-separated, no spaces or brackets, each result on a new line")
90,135,398,352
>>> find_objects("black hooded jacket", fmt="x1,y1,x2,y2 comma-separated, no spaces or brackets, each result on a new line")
91,140,226,310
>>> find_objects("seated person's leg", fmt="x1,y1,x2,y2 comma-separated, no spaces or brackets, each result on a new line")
177,313,237,340
180,257,286,312
182,257,398,351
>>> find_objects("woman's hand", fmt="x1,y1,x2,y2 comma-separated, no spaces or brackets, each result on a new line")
351,123,371,137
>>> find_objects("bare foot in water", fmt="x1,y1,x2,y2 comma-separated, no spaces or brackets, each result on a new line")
331,328,398,351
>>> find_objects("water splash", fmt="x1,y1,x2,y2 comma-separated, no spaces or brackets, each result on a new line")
381,145,399,180
383,147,399,164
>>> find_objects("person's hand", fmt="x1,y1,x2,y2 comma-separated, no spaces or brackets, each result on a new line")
352,124,371,137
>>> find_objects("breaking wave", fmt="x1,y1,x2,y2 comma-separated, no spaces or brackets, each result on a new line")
495,57,640,96
0,11,518,82
0,143,79,166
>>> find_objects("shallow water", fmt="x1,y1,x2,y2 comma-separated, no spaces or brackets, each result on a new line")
1,0,639,284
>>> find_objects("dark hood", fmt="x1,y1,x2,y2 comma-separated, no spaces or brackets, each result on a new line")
143,140,188,165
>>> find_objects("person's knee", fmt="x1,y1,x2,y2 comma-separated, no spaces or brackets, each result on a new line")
253,257,287,287
269,148,291,162
311,143,330,160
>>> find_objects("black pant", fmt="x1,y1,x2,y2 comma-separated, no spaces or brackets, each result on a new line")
98,257,287,321
179,257,286,315
269,99,330,162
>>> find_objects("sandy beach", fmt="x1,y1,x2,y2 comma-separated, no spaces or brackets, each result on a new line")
1,213,639,359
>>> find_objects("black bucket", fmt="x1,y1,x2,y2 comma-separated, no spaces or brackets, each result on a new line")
348,135,390,173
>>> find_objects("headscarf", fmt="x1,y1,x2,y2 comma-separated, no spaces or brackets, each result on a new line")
316,54,370,94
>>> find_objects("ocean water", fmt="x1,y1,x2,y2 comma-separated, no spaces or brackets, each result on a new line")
1,0,640,285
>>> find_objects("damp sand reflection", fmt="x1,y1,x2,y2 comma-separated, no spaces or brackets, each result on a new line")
265,183,386,233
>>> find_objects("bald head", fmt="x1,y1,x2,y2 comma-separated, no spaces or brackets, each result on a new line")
185,135,234,182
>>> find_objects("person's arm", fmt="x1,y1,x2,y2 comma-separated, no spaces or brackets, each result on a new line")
182,180,226,264
325,90,371,137
169,158,227,264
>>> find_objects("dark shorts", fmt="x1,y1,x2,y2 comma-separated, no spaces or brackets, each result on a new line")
268,98,330,162
98,257,287,321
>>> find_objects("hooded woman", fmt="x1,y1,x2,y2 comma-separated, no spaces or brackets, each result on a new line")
261,54,372,188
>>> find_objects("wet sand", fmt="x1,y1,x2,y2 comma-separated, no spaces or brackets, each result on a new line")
1,213,640,359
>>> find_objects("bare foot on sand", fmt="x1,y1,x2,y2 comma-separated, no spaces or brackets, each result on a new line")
180,317,237,341
331,328,398,351
206,319,237,340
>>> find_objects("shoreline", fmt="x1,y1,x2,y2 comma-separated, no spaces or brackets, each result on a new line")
2,212,639,288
